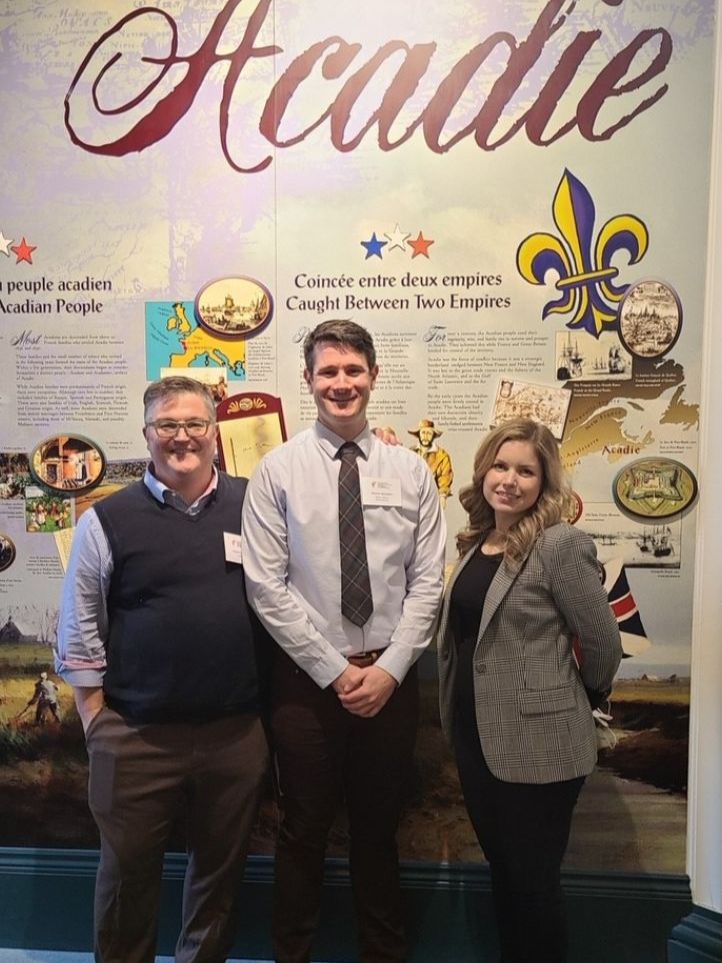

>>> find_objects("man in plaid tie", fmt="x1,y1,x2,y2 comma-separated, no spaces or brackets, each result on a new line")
243,320,446,963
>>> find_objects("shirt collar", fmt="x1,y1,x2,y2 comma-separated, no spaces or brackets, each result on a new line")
144,464,219,512
313,420,372,460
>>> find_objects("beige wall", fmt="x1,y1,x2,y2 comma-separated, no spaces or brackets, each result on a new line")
688,1,722,913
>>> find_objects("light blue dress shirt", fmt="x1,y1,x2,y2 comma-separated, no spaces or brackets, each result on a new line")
241,421,446,689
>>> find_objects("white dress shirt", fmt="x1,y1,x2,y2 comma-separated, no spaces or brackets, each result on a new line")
242,421,446,689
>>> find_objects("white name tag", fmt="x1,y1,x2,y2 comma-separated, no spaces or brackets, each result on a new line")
224,531,243,564
360,476,402,507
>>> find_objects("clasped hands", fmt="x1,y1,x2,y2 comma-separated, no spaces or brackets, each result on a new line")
332,663,397,717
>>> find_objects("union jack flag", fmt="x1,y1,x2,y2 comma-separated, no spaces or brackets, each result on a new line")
601,557,650,658
573,557,650,667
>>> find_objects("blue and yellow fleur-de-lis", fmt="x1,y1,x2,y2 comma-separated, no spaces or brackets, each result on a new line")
516,170,648,338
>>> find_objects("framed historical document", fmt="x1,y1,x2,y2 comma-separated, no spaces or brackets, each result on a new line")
216,392,287,478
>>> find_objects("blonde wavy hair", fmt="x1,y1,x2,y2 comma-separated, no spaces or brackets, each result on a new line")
457,418,573,567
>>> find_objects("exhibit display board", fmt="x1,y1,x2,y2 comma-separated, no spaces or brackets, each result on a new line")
0,0,713,871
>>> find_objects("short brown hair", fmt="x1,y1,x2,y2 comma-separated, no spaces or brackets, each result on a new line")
142,377,216,423
303,320,376,372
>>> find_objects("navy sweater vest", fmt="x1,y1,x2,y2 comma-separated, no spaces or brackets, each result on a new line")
95,473,260,722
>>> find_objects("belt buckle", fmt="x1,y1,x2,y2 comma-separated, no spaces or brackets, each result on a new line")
348,649,381,668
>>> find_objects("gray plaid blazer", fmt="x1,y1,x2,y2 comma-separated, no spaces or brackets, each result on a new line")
437,523,622,784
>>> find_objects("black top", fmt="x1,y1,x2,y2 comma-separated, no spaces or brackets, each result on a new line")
450,547,503,728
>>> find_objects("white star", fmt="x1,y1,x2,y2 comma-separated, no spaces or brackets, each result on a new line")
384,223,411,252
0,230,12,257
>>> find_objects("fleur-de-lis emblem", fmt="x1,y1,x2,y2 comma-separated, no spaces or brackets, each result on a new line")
516,170,648,338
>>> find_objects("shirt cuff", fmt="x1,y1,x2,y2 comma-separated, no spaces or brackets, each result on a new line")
56,665,105,688
306,647,350,689
375,645,416,685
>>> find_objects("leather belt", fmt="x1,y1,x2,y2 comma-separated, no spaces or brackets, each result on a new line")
347,648,385,668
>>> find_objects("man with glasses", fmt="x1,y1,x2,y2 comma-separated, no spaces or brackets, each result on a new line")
56,376,269,963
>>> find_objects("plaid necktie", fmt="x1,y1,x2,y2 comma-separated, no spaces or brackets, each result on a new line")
337,442,373,626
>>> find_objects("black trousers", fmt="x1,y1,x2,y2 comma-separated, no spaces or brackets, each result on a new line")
270,648,418,963
454,718,584,963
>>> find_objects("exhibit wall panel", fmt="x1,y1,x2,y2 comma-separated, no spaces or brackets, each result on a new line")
0,0,713,878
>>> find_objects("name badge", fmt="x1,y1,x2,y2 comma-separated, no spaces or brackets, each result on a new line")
360,476,402,507
224,531,243,564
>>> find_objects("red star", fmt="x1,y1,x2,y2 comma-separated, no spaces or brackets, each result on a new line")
407,231,434,259
11,237,37,264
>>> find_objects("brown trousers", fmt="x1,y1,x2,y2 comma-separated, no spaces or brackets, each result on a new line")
270,649,418,963
86,707,269,963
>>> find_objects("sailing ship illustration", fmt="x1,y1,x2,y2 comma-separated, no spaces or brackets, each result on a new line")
557,334,584,380
598,533,618,547
607,345,627,374
201,292,271,332
651,525,673,557
557,333,627,379
593,345,626,374
637,525,674,557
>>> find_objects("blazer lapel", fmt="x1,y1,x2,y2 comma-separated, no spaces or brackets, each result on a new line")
442,537,538,643
478,562,517,638
478,540,536,639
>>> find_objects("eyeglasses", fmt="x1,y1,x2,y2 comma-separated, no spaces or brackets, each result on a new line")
147,419,214,438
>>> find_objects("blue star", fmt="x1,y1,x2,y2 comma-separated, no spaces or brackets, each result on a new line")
360,232,387,259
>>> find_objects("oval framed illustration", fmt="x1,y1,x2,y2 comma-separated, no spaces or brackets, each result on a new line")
195,276,273,340
30,434,106,496
0,533,16,572
618,279,682,359
613,457,698,520
562,490,583,525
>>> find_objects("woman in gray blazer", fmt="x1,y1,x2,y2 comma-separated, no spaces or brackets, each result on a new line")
437,418,622,963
